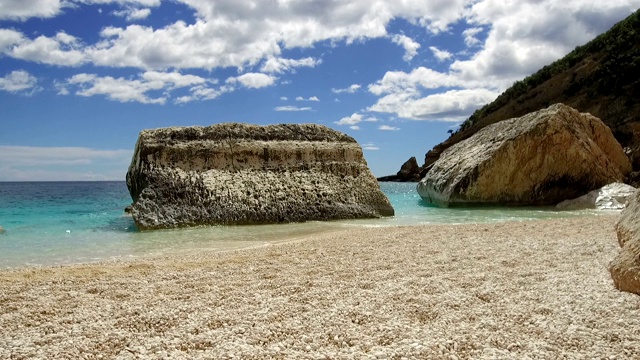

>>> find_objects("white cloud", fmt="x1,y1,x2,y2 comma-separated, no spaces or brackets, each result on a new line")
79,0,160,6
0,30,86,66
1,0,639,123
332,84,361,94
112,7,151,21
175,85,226,104
296,96,319,102
0,0,66,20
378,125,400,131
335,113,363,126
335,112,379,126
62,71,212,104
260,57,321,74
274,105,312,112
0,0,160,21
227,73,276,89
27,0,468,70
0,70,37,93
369,88,500,121
429,46,452,62
391,34,421,61
361,142,379,151
365,0,640,122
350,125,360,130
280,96,288,101
462,27,483,47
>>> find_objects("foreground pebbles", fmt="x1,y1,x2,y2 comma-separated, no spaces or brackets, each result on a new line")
1,216,639,359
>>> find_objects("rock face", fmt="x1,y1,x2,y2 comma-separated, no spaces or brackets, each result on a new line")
377,157,421,182
556,182,637,210
610,189,640,295
418,11,640,178
126,123,394,229
417,104,632,207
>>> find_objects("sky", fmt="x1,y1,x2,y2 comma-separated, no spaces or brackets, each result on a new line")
1,0,639,181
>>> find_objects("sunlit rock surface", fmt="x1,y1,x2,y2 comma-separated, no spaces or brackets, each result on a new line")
126,123,394,229
417,104,631,207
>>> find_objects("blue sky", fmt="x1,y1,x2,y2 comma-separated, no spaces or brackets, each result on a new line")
1,0,639,181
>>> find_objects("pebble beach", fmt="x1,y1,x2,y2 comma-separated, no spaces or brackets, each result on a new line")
2,215,639,359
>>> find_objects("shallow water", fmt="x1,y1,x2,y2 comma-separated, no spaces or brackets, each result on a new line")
0,181,607,268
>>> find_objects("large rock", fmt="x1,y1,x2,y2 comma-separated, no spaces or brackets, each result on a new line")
417,104,631,207
126,123,394,229
377,156,421,182
610,189,640,295
556,182,637,210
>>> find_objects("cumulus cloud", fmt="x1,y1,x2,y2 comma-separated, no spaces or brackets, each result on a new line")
369,88,500,121
112,7,151,21
296,96,319,102
332,84,361,94
5,0,468,71
391,34,421,61
334,113,379,126
0,70,38,93
2,0,640,118
0,0,160,21
365,0,640,122
227,73,276,89
260,57,321,74
429,46,452,62
378,125,400,131
462,27,483,47
274,105,312,112
0,30,86,66
61,71,211,104
0,0,66,20
335,113,363,126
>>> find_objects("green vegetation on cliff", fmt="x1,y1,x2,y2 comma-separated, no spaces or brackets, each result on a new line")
451,9,640,154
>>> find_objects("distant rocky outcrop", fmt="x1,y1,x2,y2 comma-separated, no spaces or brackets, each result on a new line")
556,182,636,210
126,123,394,229
414,10,640,179
377,156,421,182
610,189,640,295
417,104,631,207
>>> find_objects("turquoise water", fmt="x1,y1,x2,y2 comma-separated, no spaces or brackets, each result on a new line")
0,181,604,268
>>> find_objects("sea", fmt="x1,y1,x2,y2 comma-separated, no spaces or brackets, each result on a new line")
0,181,605,269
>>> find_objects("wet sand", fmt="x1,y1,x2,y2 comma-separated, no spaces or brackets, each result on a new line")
1,215,639,359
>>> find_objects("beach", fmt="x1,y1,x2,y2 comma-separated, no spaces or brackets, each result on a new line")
1,215,639,359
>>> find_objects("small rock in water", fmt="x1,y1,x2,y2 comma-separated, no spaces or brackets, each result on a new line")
66,230,71,233
0,226,5,234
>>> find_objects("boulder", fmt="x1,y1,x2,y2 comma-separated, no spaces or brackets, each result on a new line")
417,103,631,207
126,123,394,229
610,189,640,295
556,183,637,210
377,156,421,182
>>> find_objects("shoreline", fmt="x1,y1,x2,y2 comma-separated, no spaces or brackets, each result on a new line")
2,215,640,358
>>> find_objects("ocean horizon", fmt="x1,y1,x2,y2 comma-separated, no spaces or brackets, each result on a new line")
0,181,607,269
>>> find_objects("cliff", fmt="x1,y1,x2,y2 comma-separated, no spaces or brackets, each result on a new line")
126,123,394,229
423,9,640,175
